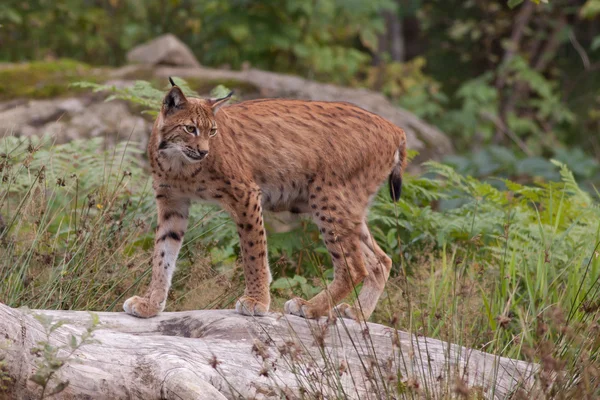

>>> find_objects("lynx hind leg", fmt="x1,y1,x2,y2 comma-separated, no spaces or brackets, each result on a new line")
334,221,392,320
284,193,368,319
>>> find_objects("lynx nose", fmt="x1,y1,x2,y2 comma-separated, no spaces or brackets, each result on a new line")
197,150,208,159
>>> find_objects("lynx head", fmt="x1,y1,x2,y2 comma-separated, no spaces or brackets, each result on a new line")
154,78,233,164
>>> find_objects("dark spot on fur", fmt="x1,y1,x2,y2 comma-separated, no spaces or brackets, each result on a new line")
158,231,182,242
163,211,185,220
191,167,203,177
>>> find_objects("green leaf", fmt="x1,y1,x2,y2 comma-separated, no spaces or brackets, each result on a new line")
47,380,70,396
359,29,378,53
70,334,78,349
49,320,66,333
89,312,100,327
29,373,47,387
591,36,600,51
507,0,525,8
271,277,298,290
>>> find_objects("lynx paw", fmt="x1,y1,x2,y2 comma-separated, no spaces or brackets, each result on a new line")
235,296,269,316
333,303,363,321
284,297,322,319
123,296,163,318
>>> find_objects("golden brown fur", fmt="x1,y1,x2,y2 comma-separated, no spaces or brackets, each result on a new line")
123,84,407,320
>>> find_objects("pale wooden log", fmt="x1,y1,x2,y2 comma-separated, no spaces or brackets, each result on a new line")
0,303,535,399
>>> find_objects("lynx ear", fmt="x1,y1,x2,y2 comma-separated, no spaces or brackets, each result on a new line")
163,86,187,115
208,91,234,113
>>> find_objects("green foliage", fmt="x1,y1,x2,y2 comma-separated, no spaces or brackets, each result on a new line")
0,135,153,309
0,0,393,83
362,57,448,121
73,78,202,117
29,312,99,399
581,0,600,18
428,56,576,152
508,0,548,8
443,145,600,191
170,0,394,82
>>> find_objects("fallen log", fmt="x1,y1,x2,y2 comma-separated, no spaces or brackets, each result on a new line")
0,303,536,399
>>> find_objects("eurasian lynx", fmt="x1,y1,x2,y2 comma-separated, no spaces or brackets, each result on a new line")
123,80,407,320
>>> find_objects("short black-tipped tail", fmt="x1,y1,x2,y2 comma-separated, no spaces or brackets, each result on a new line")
389,166,402,201
389,145,406,201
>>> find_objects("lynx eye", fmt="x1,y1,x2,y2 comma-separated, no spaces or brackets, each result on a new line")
209,126,218,137
184,125,196,135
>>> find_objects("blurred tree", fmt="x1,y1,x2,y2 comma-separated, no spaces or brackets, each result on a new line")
419,0,599,154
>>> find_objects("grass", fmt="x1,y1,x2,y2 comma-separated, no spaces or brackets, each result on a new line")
1,132,599,398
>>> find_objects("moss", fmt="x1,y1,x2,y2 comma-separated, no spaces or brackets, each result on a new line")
0,59,108,100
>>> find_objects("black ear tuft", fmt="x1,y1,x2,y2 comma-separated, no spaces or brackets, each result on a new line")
163,86,187,114
210,91,234,113
169,77,176,87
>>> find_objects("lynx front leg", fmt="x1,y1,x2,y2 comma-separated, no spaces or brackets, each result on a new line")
233,190,271,316
123,195,189,318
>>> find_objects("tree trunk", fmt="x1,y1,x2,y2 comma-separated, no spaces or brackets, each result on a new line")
0,303,537,399
387,11,405,63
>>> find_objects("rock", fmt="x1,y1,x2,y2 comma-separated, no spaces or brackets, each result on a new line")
126,34,201,68
0,96,151,147
68,101,150,143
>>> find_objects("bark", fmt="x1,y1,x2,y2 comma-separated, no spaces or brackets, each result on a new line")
384,10,405,62
495,1,535,144
0,303,537,399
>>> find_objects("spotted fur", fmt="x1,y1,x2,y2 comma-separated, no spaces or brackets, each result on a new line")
123,83,407,320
